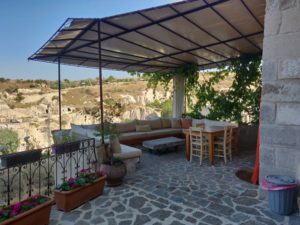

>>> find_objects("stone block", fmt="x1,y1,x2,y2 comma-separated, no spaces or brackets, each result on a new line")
260,145,275,167
262,60,278,81
266,0,296,12
260,103,276,124
262,80,300,102
275,147,300,170
277,103,300,125
279,58,300,79
264,10,282,36
281,7,300,33
260,124,299,146
263,32,300,60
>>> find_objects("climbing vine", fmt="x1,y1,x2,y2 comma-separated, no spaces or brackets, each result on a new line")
187,55,262,124
131,55,261,124
130,63,199,105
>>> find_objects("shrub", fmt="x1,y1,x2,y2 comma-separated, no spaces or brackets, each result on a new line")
105,75,115,83
0,128,20,155
15,93,24,102
5,87,18,94
147,99,172,118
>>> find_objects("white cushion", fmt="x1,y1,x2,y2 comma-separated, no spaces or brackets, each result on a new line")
113,144,142,160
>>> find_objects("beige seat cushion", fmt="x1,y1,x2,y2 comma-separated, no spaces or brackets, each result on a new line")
161,118,171,128
138,119,162,130
119,132,148,141
136,124,151,132
115,120,137,133
113,145,142,160
146,128,182,137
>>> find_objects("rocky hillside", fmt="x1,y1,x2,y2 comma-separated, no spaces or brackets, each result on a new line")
0,74,234,151
0,78,170,150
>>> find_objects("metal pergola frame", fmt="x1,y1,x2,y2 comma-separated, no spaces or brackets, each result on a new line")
29,0,265,142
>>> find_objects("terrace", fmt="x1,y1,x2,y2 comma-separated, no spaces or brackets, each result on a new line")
49,149,295,225
1,0,300,224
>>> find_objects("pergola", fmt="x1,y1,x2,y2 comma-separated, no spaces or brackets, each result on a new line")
29,0,265,143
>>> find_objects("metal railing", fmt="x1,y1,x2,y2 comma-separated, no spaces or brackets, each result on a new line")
0,138,97,205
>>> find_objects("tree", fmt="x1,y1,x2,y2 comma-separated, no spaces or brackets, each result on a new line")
105,75,115,83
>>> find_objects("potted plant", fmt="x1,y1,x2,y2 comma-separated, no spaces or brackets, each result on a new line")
52,131,80,155
99,122,127,187
54,169,106,212
0,195,53,225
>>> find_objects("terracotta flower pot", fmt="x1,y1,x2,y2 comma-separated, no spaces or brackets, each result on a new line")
0,197,53,225
100,163,127,187
54,175,106,212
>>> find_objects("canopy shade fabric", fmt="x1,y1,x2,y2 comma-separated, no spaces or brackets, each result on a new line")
29,0,265,73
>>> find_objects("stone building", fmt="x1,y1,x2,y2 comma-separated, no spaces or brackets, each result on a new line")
260,0,300,189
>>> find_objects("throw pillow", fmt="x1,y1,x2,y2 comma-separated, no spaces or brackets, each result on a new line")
136,124,151,132
161,118,171,128
110,137,121,153
181,119,192,129
171,119,181,129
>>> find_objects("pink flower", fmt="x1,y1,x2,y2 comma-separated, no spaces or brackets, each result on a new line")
0,209,3,215
68,177,75,183
32,194,39,200
70,183,76,188
99,170,105,177
10,202,22,216
80,168,90,173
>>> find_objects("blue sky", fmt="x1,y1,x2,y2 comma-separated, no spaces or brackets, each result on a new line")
0,0,178,80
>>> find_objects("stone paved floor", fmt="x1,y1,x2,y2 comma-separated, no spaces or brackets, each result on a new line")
50,148,300,225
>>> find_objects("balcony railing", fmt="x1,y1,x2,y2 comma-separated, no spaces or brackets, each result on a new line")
0,138,97,205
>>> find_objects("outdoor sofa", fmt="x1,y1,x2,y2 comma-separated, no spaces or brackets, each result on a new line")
70,118,238,172
71,118,238,146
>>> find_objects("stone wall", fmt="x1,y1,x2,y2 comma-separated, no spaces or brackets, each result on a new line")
260,0,300,187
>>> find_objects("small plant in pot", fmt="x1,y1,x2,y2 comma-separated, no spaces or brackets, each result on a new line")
99,122,126,187
52,131,80,155
54,169,106,212
0,195,53,225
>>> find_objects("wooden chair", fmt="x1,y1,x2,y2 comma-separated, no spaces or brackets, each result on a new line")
189,127,208,165
214,126,233,164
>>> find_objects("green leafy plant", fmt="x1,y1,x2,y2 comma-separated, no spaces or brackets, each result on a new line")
146,99,173,118
0,128,19,155
0,195,50,223
187,55,262,124
130,63,199,103
57,169,105,191
53,131,77,145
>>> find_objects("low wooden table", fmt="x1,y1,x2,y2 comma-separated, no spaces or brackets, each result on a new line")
142,137,185,154
184,127,225,165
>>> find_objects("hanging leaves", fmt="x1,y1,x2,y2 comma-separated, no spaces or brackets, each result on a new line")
188,55,262,124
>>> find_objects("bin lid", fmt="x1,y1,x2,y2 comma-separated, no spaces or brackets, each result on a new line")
262,179,298,191
266,175,297,186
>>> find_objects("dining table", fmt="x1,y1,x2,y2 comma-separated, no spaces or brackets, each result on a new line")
184,126,238,165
